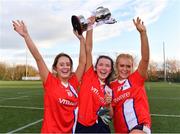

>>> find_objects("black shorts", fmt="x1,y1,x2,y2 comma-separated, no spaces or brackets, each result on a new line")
75,121,97,133
131,124,144,131
97,117,111,133
75,117,111,133
131,124,151,134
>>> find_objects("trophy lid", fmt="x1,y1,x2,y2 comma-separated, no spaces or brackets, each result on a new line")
71,15,83,35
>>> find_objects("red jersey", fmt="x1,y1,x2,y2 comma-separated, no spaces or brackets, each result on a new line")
78,66,111,126
110,70,151,133
41,72,79,133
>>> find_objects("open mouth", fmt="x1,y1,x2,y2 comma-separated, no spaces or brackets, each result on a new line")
100,70,108,77
61,69,70,74
119,71,129,77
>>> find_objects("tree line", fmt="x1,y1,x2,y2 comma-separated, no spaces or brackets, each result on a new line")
0,62,39,80
147,59,180,82
0,59,180,82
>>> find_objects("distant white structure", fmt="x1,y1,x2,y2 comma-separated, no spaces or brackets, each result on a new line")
22,76,41,80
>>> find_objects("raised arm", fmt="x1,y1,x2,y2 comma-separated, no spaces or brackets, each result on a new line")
73,31,86,82
85,16,95,71
12,20,49,83
133,17,150,78
85,29,93,71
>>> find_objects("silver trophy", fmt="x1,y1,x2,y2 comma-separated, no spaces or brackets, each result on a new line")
71,6,117,35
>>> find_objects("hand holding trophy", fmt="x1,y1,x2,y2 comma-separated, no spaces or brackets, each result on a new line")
71,6,117,35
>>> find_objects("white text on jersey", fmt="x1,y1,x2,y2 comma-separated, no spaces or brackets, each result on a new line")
58,98,77,106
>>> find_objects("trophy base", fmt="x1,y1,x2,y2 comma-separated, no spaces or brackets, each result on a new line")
71,15,83,35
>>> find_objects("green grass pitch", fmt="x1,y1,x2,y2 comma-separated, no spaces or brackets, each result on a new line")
0,81,180,133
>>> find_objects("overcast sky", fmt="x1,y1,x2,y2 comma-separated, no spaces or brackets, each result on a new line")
0,0,180,70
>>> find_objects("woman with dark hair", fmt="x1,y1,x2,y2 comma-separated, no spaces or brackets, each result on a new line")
12,20,86,133
75,18,114,133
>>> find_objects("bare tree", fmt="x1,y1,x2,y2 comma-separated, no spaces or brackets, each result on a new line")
0,62,6,80
148,60,159,81
165,59,180,82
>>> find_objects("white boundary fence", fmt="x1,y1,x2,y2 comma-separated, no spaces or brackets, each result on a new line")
22,76,40,80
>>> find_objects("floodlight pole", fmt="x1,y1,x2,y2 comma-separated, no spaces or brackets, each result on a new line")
163,42,166,82
25,46,28,80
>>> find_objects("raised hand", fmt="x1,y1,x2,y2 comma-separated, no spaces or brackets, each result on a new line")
133,17,146,33
88,16,96,25
105,93,112,105
12,20,29,38
73,30,85,41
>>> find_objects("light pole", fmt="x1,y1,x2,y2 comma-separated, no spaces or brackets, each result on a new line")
163,42,166,82
25,46,28,80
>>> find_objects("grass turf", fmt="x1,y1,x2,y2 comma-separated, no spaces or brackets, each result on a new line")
0,81,180,133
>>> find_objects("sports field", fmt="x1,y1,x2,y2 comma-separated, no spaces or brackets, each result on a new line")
0,81,180,133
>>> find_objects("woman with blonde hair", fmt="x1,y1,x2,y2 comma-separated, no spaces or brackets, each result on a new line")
110,17,151,134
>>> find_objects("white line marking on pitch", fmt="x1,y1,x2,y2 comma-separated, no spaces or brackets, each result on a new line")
151,113,180,118
0,105,43,110
7,118,43,133
1,105,180,118
0,96,28,101
149,97,180,100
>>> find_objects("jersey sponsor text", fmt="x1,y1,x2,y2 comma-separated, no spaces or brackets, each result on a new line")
58,98,77,106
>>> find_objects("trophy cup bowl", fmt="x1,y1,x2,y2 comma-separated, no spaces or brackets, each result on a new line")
71,6,116,35
71,15,88,35
95,6,111,22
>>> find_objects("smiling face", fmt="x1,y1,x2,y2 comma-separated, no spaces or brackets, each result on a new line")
55,56,72,79
52,53,73,81
116,54,133,80
96,57,112,82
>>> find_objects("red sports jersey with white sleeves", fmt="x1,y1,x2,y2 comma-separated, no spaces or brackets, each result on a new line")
110,70,151,133
78,66,110,126
41,72,79,133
